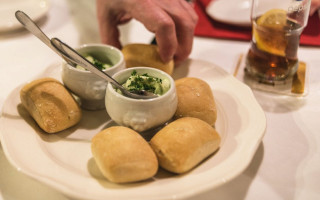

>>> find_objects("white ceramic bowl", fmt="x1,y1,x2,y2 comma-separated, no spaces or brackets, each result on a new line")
61,44,125,110
105,67,178,132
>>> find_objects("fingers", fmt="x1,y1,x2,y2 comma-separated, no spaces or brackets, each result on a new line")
96,0,123,49
157,0,198,64
96,0,198,64
128,0,178,62
173,0,198,63
179,0,198,24
155,20,178,63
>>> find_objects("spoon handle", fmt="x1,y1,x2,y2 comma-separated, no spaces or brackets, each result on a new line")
15,11,57,54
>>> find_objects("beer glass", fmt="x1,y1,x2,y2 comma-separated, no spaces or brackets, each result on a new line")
245,0,311,83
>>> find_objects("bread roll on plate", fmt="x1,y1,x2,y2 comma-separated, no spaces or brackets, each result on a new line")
150,117,221,174
122,43,174,75
91,126,158,183
20,78,81,133
174,77,217,126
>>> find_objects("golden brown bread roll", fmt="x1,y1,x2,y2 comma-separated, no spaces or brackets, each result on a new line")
91,126,158,183
122,43,174,75
20,77,81,133
150,117,221,174
174,77,217,126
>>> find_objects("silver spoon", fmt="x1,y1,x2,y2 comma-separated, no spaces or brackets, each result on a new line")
15,10,157,99
51,37,158,99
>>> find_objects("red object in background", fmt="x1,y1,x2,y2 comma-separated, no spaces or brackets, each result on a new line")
194,0,320,46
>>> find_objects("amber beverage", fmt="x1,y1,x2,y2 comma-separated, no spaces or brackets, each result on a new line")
245,0,311,83
246,17,303,82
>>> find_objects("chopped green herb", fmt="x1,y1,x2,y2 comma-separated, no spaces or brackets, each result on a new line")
120,70,170,96
75,55,112,70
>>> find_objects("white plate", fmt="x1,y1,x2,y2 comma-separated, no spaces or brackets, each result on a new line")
0,0,50,32
0,59,266,200
206,0,252,27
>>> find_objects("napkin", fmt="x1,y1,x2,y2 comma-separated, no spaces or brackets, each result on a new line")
194,0,320,46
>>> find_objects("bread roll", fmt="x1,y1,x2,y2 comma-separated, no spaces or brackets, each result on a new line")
122,43,174,75
150,117,221,174
20,78,81,133
91,126,158,183
174,77,217,126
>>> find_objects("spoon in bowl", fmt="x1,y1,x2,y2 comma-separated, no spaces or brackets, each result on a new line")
50,37,158,99
15,10,157,99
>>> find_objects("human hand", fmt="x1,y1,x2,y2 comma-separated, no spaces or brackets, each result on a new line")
96,0,198,64
310,0,320,15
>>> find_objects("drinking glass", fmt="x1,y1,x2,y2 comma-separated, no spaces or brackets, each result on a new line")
245,0,311,83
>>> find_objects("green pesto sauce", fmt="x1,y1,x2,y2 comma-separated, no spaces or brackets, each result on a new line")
76,55,112,70
121,70,170,96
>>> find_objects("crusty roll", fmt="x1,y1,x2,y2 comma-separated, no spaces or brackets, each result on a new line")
20,77,81,133
174,77,217,126
150,117,221,174
91,126,158,183
122,43,174,75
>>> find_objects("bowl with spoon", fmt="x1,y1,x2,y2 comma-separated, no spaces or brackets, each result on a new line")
15,10,160,110
51,39,177,132
59,43,125,110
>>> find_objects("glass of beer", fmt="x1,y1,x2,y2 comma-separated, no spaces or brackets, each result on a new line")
245,0,311,83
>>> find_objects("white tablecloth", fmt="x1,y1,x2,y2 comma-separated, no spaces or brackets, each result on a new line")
1,0,320,199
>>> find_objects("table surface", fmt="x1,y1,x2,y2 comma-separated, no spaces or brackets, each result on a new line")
1,0,320,200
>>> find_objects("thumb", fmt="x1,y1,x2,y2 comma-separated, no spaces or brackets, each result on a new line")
96,1,122,49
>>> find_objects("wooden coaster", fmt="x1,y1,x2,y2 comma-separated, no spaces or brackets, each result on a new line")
233,54,308,97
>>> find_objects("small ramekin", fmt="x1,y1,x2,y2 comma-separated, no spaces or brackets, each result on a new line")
105,67,178,132
61,44,125,110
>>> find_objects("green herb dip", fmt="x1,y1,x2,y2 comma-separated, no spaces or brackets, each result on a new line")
76,55,112,70
121,70,170,96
